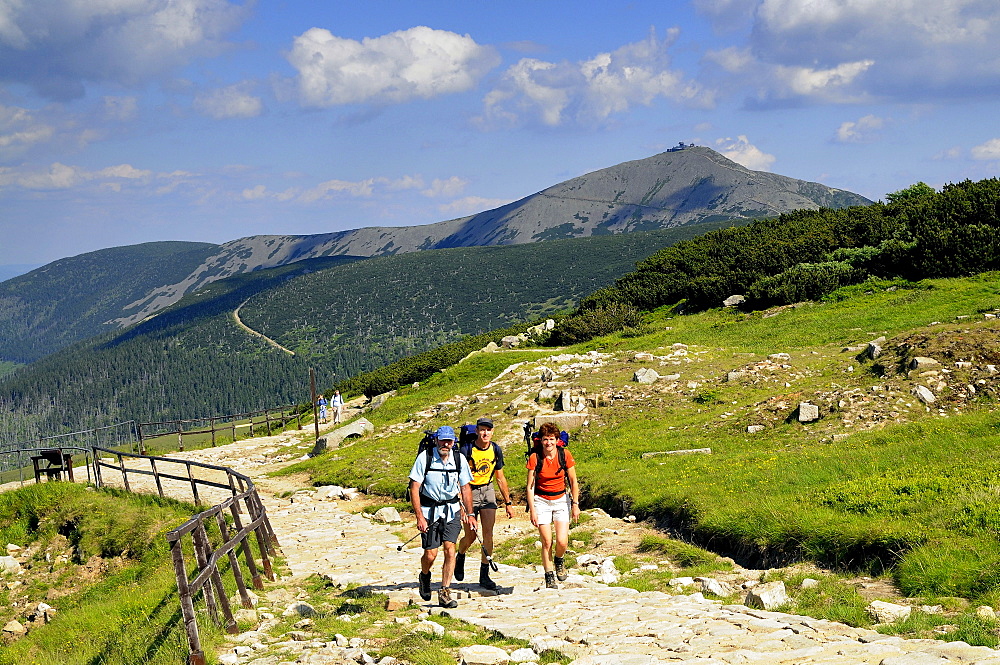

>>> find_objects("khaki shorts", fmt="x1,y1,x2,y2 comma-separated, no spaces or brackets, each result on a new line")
532,495,570,525
470,484,497,514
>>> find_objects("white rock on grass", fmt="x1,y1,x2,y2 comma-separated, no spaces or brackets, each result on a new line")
0,555,21,573
413,620,445,637
633,368,660,384
913,385,936,405
599,557,620,584
509,647,538,662
867,600,912,623
745,581,788,610
459,644,511,664
798,402,820,422
373,507,402,523
695,577,732,596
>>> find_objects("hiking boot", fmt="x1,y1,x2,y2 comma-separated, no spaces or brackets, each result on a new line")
479,563,498,591
554,556,568,582
454,551,466,581
438,587,458,608
418,571,431,601
544,571,557,589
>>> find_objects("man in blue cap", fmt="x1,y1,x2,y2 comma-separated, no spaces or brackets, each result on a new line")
408,425,476,608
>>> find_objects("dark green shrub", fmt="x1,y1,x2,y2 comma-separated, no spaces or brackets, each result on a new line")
748,261,863,308
548,302,643,345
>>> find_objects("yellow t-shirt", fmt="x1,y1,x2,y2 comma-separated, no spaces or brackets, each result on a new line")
466,443,504,486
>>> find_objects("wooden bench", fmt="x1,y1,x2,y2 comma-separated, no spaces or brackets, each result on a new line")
31,449,74,483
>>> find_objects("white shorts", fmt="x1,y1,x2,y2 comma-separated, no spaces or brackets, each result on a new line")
533,495,570,525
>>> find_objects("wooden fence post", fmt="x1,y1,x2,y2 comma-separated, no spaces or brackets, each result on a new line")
168,537,206,665
193,522,237,634
210,418,216,447
215,511,253,608
177,424,185,452
137,423,146,455
228,503,263,590
264,408,271,434
186,463,201,506
150,458,165,498
118,454,131,493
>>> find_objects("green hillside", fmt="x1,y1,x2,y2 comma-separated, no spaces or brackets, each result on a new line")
0,241,219,363
287,270,1000,606
0,223,731,445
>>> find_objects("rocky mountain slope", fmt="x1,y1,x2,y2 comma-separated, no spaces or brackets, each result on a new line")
2,147,871,354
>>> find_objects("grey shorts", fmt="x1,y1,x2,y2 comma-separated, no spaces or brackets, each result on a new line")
470,484,498,514
422,514,461,550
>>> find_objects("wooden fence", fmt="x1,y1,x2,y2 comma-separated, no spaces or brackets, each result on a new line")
93,446,280,665
137,404,302,453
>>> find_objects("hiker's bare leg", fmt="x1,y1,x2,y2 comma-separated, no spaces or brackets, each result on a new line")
441,541,456,587
421,547,438,574
457,521,476,555
538,523,554,571
478,508,496,562
553,519,569,558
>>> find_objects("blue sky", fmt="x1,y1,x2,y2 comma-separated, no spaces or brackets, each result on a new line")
2,0,1000,267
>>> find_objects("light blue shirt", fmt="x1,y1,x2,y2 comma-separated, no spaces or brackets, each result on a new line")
409,447,472,522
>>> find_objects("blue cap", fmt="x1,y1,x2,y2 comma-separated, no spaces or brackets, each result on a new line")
435,425,456,441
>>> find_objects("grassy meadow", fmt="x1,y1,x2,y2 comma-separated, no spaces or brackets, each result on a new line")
287,273,1000,603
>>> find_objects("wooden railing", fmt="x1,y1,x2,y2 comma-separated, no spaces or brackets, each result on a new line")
93,446,280,665
137,404,303,453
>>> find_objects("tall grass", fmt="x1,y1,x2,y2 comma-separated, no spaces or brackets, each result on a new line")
0,483,226,665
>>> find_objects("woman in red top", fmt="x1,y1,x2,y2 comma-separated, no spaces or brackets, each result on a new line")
526,422,580,589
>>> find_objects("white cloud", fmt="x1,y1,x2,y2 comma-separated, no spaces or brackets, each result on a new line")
298,178,376,203
242,184,267,200
476,28,711,128
715,135,775,171
835,114,887,143
421,176,468,198
0,103,56,154
0,0,249,100
102,96,139,122
194,84,264,119
437,196,513,216
0,162,153,191
701,0,1000,105
286,26,500,107
971,138,1000,160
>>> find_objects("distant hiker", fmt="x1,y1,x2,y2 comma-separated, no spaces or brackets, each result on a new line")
526,421,580,589
316,395,328,424
409,425,476,608
331,390,344,423
455,417,513,591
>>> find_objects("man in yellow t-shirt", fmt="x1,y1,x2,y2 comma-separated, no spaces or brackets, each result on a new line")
454,417,513,591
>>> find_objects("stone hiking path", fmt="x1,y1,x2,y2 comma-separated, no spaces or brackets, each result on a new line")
89,428,1000,665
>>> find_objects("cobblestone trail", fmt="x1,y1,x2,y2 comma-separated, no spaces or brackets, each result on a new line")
70,431,1000,664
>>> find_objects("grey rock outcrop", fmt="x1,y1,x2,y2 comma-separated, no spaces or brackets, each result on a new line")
798,402,820,422
745,580,789,610
633,368,660,384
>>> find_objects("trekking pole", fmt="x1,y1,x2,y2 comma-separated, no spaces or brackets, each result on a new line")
396,532,421,551
471,524,499,572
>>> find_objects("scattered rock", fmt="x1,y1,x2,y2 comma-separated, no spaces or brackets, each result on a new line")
723,295,746,307
911,356,941,370
633,368,660,384
867,600,912,623
458,644,511,664
373,507,402,524
413,620,445,637
798,402,820,422
0,555,21,573
501,336,522,349
745,581,789,610
800,578,820,589
746,425,766,434
282,601,316,617
913,385,936,405
976,605,997,620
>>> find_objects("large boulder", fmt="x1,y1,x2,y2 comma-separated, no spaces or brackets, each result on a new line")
723,294,746,307
326,418,375,447
867,600,911,623
373,507,402,524
798,402,820,422
0,556,21,574
458,644,510,664
913,385,936,405
745,580,788,610
531,413,587,431
633,368,660,384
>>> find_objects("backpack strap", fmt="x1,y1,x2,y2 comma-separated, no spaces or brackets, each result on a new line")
532,448,568,498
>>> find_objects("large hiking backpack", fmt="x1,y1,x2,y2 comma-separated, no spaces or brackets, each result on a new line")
522,421,569,456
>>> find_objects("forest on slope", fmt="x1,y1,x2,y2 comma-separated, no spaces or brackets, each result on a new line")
0,223,731,446
0,241,220,364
